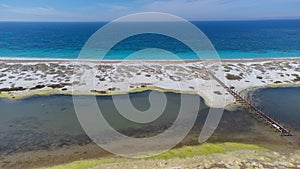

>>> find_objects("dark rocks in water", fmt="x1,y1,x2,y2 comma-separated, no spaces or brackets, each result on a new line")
60,108,67,111
0,129,92,155
0,87,26,92
118,124,172,138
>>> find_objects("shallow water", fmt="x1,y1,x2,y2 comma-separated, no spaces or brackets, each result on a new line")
0,88,299,156
252,87,300,131
0,91,206,155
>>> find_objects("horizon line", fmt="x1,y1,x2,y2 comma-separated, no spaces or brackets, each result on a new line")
1,18,300,23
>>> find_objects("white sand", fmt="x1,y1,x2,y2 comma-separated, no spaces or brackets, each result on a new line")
0,58,299,108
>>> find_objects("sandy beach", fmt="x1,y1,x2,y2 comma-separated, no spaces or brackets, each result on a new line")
0,58,299,108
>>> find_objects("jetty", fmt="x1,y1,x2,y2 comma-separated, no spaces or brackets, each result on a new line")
208,71,292,136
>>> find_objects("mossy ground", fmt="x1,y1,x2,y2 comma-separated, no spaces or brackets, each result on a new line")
46,142,268,169
0,92,10,98
266,82,300,88
46,158,123,169
148,142,268,160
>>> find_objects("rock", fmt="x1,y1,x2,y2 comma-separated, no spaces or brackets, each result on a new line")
0,87,26,92
30,85,45,90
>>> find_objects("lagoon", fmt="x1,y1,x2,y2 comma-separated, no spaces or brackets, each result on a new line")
1,87,299,156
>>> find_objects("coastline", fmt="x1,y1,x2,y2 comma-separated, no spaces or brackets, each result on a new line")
0,87,197,100
1,57,300,108
1,56,300,168
1,56,300,63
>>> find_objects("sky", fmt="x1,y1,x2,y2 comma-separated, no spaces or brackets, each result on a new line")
0,0,300,21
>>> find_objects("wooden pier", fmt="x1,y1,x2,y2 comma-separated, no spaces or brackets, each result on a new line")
208,71,292,136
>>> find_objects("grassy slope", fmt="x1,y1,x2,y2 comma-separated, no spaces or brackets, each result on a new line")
45,142,268,169
47,158,123,169
146,142,268,159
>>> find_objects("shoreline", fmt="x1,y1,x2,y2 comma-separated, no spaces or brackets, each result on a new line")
1,57,300,108
1,84,300,109
0,87,198,100
1,56,300,63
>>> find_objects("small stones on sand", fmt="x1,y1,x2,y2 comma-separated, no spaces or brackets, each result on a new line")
90,90,107,94
30,85,45,90
169,76,181,81
0,74,6,78
47,83,71,89
226,74,242,80
0,87,26,92
108,87,117,91
214,91,222,95
47,84,65,89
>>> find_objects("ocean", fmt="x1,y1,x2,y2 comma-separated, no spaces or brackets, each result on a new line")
0,20,300,60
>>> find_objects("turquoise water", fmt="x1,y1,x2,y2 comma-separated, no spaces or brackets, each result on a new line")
1,20,300,60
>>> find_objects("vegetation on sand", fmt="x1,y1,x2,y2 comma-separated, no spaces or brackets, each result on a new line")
46,142,268,169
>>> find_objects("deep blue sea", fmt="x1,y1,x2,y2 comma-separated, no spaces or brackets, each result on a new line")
0,20,300,60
